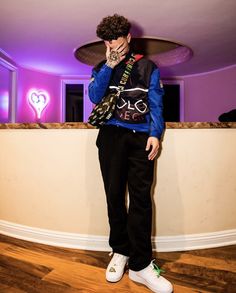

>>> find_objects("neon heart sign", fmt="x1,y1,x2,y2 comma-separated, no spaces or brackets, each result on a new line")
27,89,50,120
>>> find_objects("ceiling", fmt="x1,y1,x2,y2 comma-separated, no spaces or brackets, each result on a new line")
0,0,236,77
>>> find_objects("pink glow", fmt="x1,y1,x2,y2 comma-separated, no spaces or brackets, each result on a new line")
27,89,50,120
17,66,61,122
0,64,10,122
0,91,9,122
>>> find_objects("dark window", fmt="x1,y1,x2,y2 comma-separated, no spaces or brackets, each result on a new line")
65,84,84,122
163,84,180,122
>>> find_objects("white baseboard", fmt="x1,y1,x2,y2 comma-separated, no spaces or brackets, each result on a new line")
0,220,236,252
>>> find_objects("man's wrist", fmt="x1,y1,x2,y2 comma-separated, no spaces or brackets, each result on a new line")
105,60,115,69
149,133,161,140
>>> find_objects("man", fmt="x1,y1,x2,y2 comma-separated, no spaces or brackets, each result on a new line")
89,14,173,293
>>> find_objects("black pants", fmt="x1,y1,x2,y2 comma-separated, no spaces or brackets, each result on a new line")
96,125,154,271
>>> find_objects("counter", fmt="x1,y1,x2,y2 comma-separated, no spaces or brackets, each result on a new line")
0,123,236,251
0,122,236,129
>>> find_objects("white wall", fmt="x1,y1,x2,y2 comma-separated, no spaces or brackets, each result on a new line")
0,128,236,240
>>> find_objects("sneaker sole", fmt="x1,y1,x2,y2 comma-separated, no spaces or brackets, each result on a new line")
106,276,124,283
129,271,173,293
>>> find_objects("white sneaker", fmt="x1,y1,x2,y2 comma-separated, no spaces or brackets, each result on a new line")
129,260,173,293
106,252,129,282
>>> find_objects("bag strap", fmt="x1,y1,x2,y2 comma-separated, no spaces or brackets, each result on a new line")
117,53,143,92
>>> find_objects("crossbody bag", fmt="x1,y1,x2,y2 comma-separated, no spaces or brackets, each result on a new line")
88,53,141,127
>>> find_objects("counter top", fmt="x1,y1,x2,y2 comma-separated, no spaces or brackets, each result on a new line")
0,122,236,129
166,122,236,128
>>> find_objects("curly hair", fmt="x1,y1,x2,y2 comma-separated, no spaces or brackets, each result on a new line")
96,14,131,41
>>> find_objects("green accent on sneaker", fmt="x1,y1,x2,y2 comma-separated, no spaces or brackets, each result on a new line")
152,261,165,277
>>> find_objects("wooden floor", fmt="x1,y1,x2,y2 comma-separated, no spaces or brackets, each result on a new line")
0,234,236,293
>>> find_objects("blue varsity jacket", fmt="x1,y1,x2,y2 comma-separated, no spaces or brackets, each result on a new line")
88,53,165,140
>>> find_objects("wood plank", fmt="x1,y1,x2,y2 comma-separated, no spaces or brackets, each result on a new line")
2,244,219,293
0,254,52,279
0,234,109,268
164,261,236,284
0,241,12,250
173,283,213,293
163,270,227,293
1,245,149,292
1,234,236,293
0,264,81,293
44,268,151,293
157,251,236,273
0,286,26,293
0,244,148,292
0,243,78,269
185,245,236,261
0,284,12,291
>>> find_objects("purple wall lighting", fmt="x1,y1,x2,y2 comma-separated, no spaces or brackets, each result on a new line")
0,64,10,123
0,91,9,123
17,67,61,123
